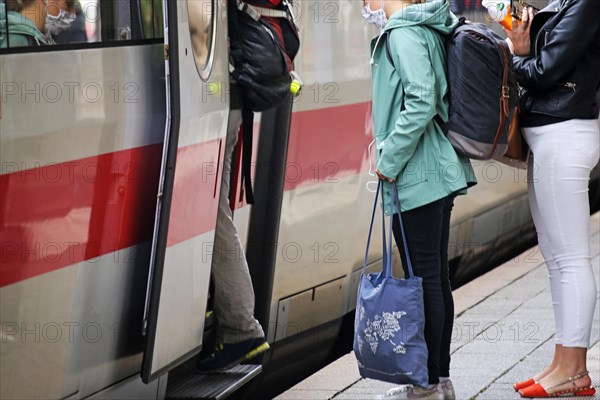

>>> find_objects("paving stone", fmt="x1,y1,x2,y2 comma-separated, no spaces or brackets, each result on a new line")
290,353,361,391
477,383,521,400
454,295,488,316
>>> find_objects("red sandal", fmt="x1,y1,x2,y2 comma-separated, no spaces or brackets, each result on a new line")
518,371,596,398
514,378,536,391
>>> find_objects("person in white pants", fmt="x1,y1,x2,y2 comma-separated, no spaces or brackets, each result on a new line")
506,1,600,398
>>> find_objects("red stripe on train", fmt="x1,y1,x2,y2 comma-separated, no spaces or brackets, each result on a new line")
165,139,223,247
0,102,372,287
285,102,372,191
0,145,163,287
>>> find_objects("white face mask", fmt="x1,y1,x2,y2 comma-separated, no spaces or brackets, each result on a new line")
362,1,388,30
45,8,76,35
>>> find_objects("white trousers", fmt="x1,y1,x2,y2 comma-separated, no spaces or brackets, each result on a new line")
524,119,600,348
212,109,265,343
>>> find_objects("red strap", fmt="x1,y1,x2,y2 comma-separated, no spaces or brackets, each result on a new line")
248,0,293,71
490,42,511,157
262,16,292,71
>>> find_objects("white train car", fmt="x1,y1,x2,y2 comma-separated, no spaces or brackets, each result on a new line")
1,1,597,399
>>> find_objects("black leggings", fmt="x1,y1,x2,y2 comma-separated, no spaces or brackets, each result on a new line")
392,195,455,385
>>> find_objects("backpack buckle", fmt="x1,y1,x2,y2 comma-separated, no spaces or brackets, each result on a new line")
237,0,261,21
282,0,299,26
502,85,510,98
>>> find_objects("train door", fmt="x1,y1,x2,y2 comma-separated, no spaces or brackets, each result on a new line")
141,0,229,382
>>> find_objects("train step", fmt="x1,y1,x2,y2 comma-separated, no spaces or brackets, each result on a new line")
165,364,262,400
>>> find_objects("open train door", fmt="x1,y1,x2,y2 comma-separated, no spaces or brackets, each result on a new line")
141,0,230,383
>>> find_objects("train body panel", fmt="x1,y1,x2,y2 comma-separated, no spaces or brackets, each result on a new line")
0,244,151,399
1,45,166,167
1,41,166,399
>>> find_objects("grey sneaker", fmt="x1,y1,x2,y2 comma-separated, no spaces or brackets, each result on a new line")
440,379,455,400
375,384,444,400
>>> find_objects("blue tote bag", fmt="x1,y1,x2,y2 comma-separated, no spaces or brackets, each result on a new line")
353,181,429,387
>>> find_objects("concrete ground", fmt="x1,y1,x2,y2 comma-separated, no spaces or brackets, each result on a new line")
276,213,600,400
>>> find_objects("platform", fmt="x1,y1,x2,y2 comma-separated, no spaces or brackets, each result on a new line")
276,213,600,400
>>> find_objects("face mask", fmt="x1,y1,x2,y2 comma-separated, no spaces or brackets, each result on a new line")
362,1,388,30
45,8,76,35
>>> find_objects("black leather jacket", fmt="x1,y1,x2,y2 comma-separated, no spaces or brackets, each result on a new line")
513,0,600,120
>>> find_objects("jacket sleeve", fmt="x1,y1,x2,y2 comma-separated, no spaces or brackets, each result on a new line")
376,28,437,180
513,0,600,90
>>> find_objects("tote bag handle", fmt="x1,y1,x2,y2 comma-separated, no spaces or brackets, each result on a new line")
362,181,415,279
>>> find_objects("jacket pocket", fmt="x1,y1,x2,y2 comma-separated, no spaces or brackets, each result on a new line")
552,85,577,114
397,163,428,188
397,177,428,189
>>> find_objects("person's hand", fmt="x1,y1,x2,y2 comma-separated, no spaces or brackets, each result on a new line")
504,7,534,56
375,168,395,183
506,37,515,54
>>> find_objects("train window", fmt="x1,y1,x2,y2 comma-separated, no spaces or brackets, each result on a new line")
1,0,49,47
0,0,163,50
187,0,216,81
0,0,96,48
55,0,96,43
137,0,162,39
0,1,6,46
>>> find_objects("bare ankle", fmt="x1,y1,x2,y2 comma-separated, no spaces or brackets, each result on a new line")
533,365,556,381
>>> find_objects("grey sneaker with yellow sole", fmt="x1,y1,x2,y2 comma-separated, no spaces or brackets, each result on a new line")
196,337,270,373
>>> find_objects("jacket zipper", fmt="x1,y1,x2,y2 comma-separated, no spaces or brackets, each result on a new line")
534,13,576,93
535,31,577,93
535,30,549,58
563,82,577,92
534,29,544,58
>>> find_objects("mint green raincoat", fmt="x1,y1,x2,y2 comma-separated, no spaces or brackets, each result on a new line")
0,8,50,48
370,1,476,213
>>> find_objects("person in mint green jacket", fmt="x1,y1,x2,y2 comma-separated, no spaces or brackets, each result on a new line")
362,1,475,399
1,0,52,48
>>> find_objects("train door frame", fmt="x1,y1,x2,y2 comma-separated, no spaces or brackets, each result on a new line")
141,0,228,383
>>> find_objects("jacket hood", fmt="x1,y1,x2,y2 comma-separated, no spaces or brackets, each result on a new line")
3,10,48,45
383,0,459,35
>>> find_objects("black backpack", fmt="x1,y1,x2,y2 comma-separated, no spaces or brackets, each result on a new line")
228,0,300,203
385,19,517,160
445,20,518,160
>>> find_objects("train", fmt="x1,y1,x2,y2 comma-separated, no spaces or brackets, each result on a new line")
1,0,598,399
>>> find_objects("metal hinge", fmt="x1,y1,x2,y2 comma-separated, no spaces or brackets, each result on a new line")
164,44,169,60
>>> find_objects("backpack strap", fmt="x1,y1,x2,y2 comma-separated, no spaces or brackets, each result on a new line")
237,0,290,20
241,107,255,204
490,41,511,156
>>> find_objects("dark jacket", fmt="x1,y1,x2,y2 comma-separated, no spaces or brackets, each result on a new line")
513,0,600,121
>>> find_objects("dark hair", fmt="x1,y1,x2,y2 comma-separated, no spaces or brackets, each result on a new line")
6,0,38,12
